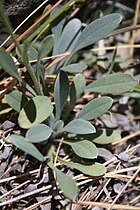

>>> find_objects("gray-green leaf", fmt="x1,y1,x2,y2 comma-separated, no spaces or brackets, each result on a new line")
9,134,45,162
54,71,69,120
85,73,137,94
59,159,106,176
76,97,113,120
70,74,86,104
73,13,122,53
18,96,53,129
55,168,78,200
5,90,28,112
26,124,52,143
92,129,121,144
0,48,22,82
63,119,96,134
64,140,98,159
61,63,87,73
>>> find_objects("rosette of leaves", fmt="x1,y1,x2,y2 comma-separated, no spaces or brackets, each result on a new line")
0,11,137,200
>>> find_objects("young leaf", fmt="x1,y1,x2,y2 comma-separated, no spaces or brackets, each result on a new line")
0,48,22,82
53,18,82,55
18,96,53,129
54,71,69,120
5,90,28,112
52,120,64,133
92,129,121,144
9,135,45,162
59,158,106,176
63,119,96,134
38,35,54,61
51,5,66,52
55,167,78,200
64,140,98,159
61,63,87,73
76,97,113,120
72,13,122,53
26,124,52,143
85,73,137,94
70,74,86,104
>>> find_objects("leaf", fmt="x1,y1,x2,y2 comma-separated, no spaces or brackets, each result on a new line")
76,97,113,120
85,73,137,94
92,129,121,144
9,135,45,162
59,159,106,176
26,124,52,143
54,71,69,120
52,120,64,133
61,63,87,73
18,96,53,129
0,98,12,115
63,119,96,134
73,13,122,52
70,74,86,104
53,18,82,55
51,5,66,52
27,46,38,61
5,90,28,112
0,48,22,82
38,35,54,61
55,168,78,200
64,140,98,159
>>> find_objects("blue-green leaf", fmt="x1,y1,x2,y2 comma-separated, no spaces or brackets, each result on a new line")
61,63,87,73
59,158,106,176
55,168,78,200
76,97,113,120
0,48,22,82
70,74,86,104
54,71,69,120
9,135,45,162
53,18,82,55
73,13,122,52
5,90,28,112
85,73,138,94
18,96,53,129
63,119,96,134
26,124,52,143
92,129,121,144
38,35,54,61
64,140,98,159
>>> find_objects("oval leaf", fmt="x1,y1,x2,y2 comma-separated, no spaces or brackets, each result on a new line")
55,168,78,200
73,13,122,52
63,119,96,134
54,71,69,120
61,63,87,73
38,35,54,61
65,140,98,159
9,135,44,162
52,120,64,132
76,97,113,120
26,124,52,143
70,74,86,104
5,90,28,112
92,129,121,144
0,48,22,81
53,18,82,55
85,73,137,94
18,96,53,129
59,159,106,176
